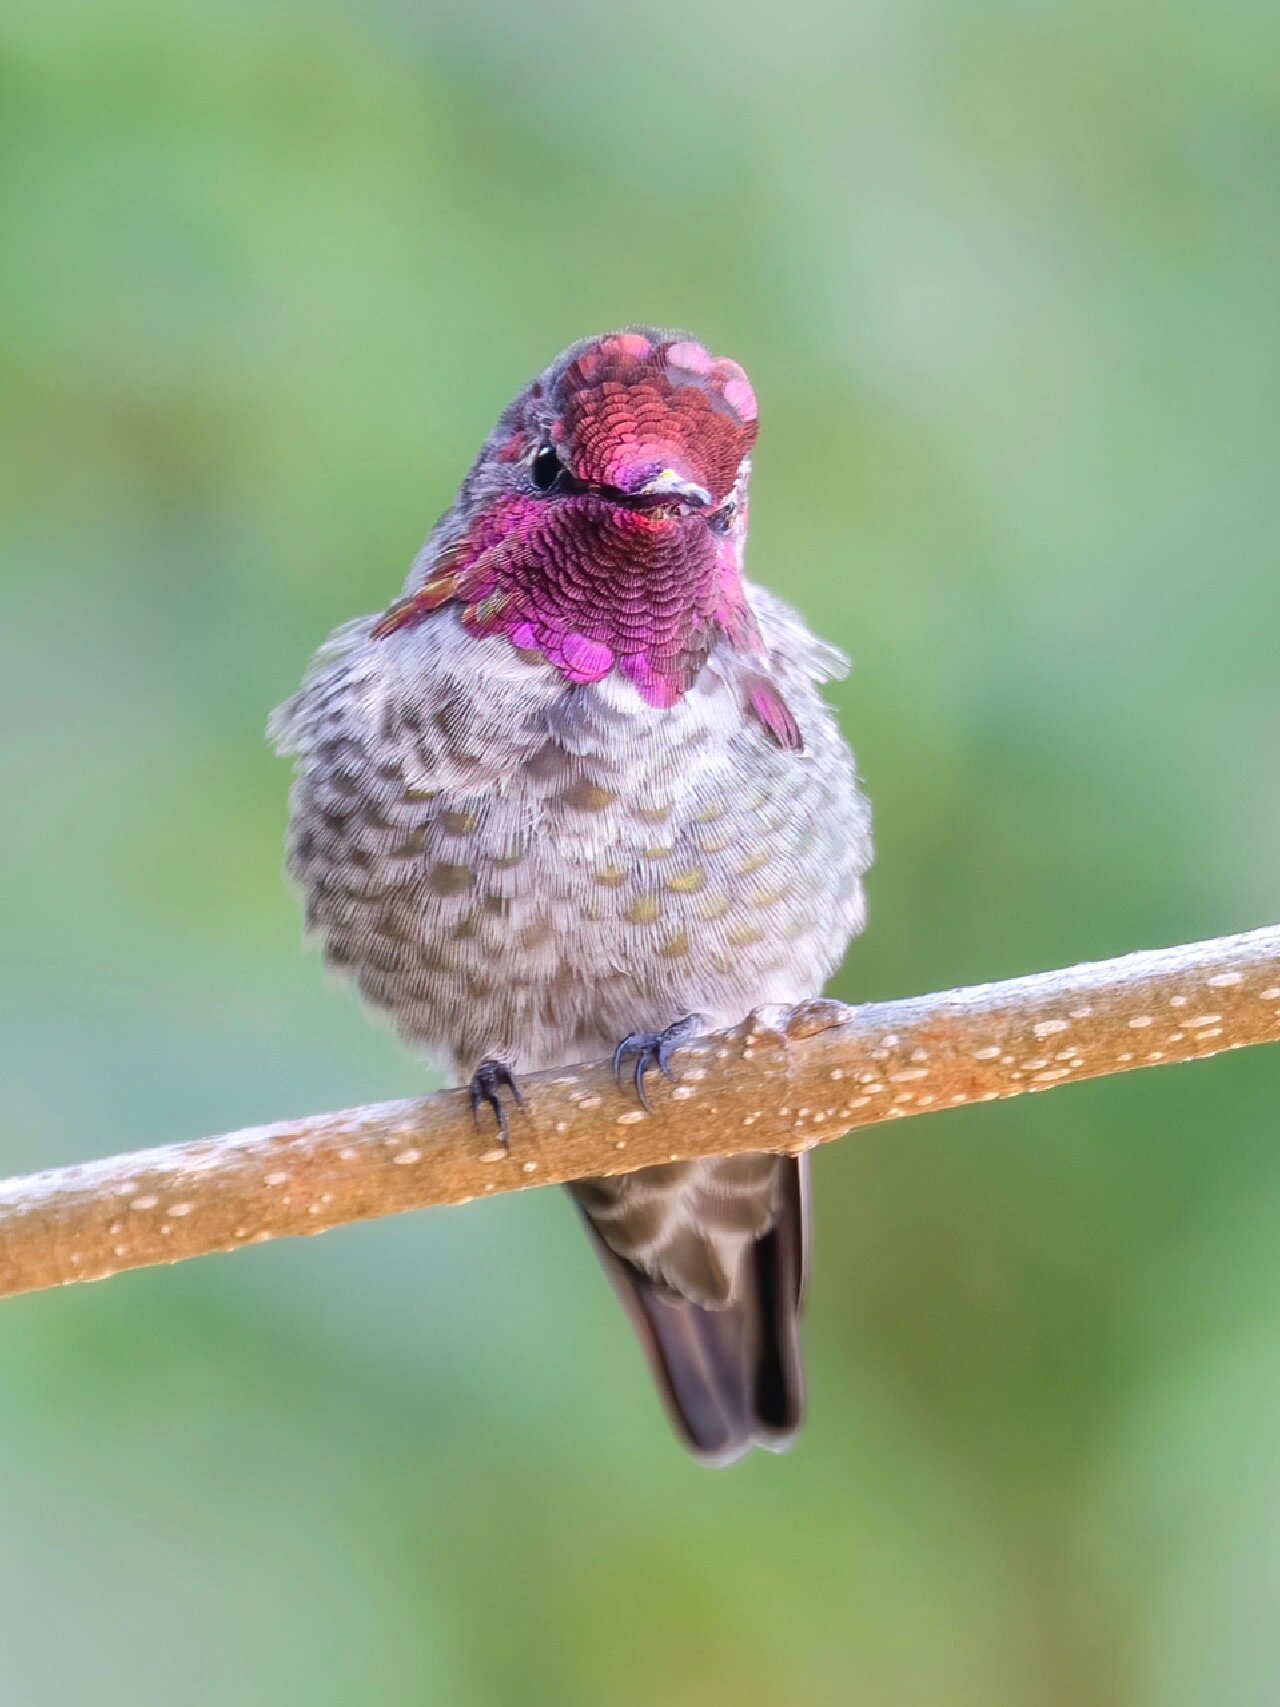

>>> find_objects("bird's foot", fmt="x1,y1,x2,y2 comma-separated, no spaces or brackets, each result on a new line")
469,1058,525,1147
613,1014,704,1112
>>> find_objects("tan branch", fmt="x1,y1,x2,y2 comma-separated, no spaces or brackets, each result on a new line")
2,926,1277,1302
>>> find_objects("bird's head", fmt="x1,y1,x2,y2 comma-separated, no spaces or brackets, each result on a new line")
376,329,782,721
526,326,757,519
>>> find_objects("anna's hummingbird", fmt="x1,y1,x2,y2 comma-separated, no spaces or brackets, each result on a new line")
271,329,872,1463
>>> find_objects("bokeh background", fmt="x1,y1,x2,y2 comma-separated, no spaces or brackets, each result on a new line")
2,1,1278,1701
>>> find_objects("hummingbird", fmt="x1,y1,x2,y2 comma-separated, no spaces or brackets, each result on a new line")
270,329,872,1463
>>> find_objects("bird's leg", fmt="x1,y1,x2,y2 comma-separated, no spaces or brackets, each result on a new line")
612,1014,705,1111
469,1058,525,1147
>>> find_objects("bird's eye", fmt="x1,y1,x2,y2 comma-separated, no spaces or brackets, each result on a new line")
531,444,563,492
708,498,737,535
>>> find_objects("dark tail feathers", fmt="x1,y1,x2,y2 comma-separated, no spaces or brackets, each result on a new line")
580,1155,809,1465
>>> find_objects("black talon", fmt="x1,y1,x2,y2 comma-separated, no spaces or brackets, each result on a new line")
613,1014,703,1112
469,1058,525,1146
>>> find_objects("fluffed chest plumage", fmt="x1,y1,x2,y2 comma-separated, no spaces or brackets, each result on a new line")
272,592,870,1076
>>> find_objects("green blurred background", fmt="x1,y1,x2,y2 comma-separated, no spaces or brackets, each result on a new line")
1,1,1277,1701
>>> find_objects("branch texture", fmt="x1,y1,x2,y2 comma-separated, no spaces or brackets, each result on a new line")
2,926,1277,1302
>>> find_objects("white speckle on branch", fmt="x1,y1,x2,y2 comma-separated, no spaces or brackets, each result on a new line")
1033,1019,1070,1038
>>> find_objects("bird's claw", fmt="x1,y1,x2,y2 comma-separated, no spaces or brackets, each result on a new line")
613,1014,703,1111
469,1058,525,1146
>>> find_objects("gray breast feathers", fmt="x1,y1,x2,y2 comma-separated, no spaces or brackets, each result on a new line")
270,589,872,1076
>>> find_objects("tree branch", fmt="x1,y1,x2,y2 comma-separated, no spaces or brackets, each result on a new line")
2,926,1277,1303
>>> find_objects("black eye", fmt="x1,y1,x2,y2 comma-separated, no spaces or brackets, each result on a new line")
531,443,563,492
708,498,737,535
